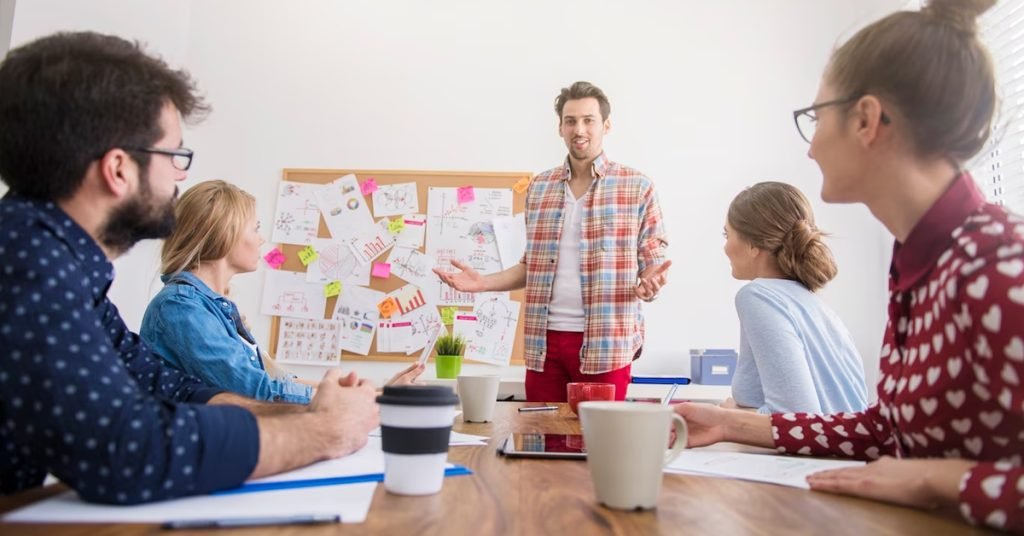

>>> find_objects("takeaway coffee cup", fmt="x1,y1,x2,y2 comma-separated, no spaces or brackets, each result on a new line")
579,401,687,510
456,375,501,422
376,385,459,495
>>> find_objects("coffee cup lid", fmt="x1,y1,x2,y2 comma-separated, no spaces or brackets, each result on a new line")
376,385,459,406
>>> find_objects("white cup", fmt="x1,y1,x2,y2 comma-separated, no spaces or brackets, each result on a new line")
578,401,687,510
377,385,459,495
456,375,500,423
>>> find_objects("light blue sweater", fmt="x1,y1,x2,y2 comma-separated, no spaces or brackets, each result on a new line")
731,278,867,414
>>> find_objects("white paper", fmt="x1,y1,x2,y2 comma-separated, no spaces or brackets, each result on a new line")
332,285,385,355
376,319,411,354
348,219,398,266
276,318,344,364
493,213,526,270
387,246,440,290
372,182,420,217
260,270,327,320
271,182,322,245
386,283,428,316
664,449,865,489
463,294,520,366
395,214,427,249
391,304,445,354
316,175,376,243
426,187,512,276
2,483,376,524
305,239,371,286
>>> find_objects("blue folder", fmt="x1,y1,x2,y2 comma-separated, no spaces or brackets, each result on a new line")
213,465,474,496
631,376,691,385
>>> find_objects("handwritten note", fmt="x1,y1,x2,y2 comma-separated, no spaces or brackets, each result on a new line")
457,185,475,205
263,248,286,269
513,177,530,194
324,280,342,297
360,177,379,196
378,297,399,319
298,245,319,266
441,307,456,325
372,262,391,279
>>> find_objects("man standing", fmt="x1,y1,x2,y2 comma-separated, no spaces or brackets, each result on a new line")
0,32,378,504
436,81,669,401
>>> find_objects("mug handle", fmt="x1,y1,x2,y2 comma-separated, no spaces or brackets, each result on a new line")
663,413,688,466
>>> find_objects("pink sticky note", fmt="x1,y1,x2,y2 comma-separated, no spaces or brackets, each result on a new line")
263,248,285,269
372,262,391,279
457,185,475,205
360,178,379,196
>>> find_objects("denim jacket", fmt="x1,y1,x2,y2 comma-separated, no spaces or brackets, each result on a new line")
140,271,312,404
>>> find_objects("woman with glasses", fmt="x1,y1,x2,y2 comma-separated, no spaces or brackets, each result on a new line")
141,180,422,404
676,0,1023,531
722,181,867,414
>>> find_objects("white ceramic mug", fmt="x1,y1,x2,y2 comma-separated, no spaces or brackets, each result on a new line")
456,375,501,423
578,401,688,510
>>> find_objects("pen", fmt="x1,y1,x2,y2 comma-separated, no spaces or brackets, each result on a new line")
518,406,558,412
662,384,680,406
162,514,341,530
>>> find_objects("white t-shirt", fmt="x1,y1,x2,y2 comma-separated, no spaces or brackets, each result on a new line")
547,183,586,331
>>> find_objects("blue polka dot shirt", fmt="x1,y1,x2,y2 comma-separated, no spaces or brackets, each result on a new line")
0,194,260,504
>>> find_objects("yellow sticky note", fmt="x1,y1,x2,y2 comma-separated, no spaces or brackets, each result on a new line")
297,245,319,266
441,307,456,325
388,218,405,235
513,177,531,194
324,281,342,298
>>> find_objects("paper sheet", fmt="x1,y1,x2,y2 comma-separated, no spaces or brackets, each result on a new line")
664,449,865,489
271,182,322,245
371,182,419,217
316,175,376,243
492,213,526,270
395,214,427,249
305,238,371,286
2,483,376,524
348,219,398,266
260,270,328,320
275,318,343,364
386,246,440,290
426,186,512,277
331,285,385,355
462,294,520,366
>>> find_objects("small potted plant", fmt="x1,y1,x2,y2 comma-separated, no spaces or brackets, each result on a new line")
434,333,466,379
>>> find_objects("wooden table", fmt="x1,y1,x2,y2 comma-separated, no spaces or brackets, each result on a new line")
0,403,994,535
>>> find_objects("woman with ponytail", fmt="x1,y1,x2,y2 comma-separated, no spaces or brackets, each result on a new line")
676,1,1024,531
723,181,867,414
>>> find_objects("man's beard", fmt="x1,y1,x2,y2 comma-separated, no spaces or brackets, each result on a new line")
99,169,176,255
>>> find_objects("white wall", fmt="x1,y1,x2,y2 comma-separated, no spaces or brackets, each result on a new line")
8,0,904,392
0,0,14,59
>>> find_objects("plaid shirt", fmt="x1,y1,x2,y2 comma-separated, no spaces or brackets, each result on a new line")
523,153,668,374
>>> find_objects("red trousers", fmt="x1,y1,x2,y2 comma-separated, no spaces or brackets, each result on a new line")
524,330,631,402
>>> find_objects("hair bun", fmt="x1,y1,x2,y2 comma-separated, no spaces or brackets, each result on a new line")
924,0,996,35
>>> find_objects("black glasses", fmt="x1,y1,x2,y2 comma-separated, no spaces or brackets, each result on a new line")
124,146,194,171
792,95,891,143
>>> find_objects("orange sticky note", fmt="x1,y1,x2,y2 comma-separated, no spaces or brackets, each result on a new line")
377,297,399,319
324,281,342,298
297,245,319,266
513,177,530,194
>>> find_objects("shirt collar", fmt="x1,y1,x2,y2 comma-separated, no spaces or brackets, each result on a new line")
3,192,113,280
891,172,986,291
161,270,225,301
560,151,610,182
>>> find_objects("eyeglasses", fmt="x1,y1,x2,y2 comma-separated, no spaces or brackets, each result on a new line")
792,95,891,143
124,146,194,171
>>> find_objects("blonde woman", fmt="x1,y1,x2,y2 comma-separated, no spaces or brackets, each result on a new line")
723,181,867,414
141,180,421,403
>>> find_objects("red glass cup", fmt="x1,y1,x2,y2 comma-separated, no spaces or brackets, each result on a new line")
567,382,616,416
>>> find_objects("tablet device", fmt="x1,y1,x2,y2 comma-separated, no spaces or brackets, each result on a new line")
498,433,586,460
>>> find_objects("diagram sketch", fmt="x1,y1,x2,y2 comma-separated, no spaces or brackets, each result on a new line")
316,174,376,243
426,187,511,276
271,182,321,245
463,295,520,366
260,270,327,321
305,238,371,286
331,285,385,355
386,247,439,290
387,284,427,316
372,182,420,217
389,305,444,354
275,318,343,365
348,219,397,265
